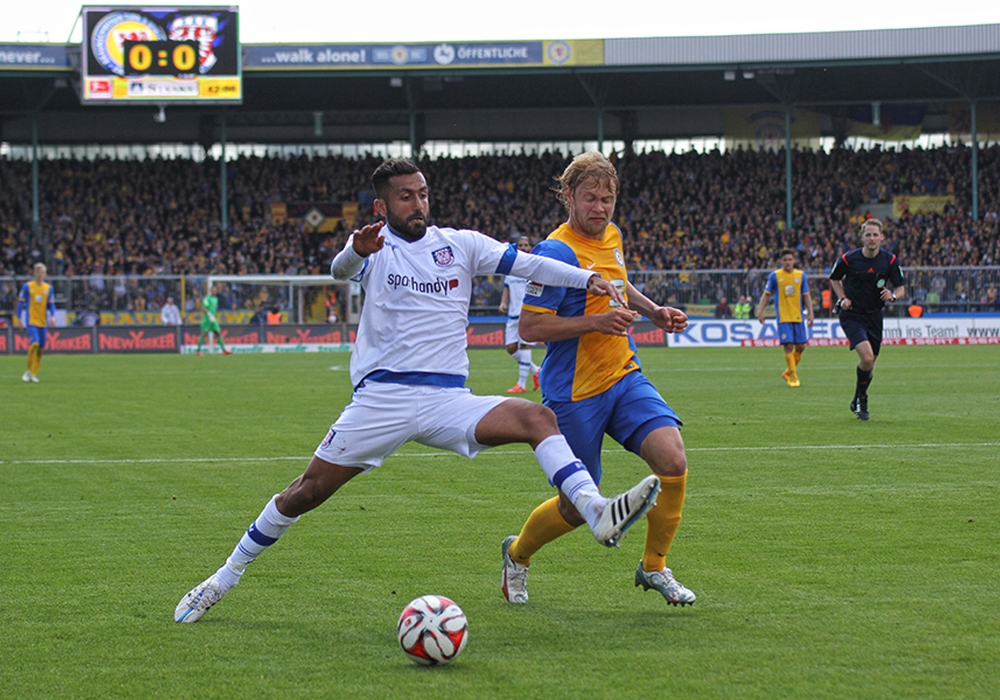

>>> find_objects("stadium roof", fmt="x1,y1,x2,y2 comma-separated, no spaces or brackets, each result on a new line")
1,24,998,147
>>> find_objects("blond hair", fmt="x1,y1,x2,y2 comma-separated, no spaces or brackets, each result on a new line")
554,151,619,210
860,218,883,235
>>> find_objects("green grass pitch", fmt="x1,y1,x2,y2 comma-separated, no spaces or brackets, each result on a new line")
2,345,998,699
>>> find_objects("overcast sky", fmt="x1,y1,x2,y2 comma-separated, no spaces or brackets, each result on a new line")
5,1,1000,43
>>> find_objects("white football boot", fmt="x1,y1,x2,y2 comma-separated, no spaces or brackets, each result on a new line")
635,563,697,606
501,535,529,604
586,475,661,548
174,574,227,623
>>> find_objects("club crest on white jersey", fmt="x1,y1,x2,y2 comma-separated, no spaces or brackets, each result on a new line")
432,246,455,267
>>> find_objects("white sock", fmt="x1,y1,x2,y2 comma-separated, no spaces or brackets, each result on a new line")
219,495,299,590
516,349,532,386
533,435,608,529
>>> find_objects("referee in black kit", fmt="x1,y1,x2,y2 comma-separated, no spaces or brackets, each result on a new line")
830,219,906,421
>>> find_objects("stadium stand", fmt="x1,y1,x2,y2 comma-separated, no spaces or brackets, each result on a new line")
2,146,998,282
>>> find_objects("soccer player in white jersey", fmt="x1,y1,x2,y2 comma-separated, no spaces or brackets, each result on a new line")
499,236,541,393
175,158,662,623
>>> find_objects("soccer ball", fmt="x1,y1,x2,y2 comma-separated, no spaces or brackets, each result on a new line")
397,594,469,666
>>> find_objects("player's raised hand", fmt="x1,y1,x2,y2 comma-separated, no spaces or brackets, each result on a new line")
586,274,625,305
351,222,386,257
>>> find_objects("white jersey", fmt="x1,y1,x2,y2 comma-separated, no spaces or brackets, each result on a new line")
504,276,529,318
331,223,594,387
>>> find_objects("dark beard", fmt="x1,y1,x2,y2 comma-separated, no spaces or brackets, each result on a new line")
385,211,429,241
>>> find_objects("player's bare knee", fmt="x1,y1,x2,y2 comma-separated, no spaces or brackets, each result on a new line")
649,450,686,477
526,402,560,439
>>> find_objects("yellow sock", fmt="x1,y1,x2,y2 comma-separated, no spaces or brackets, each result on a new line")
793,350,803,367
27,344,40,374
784,352,796,377
508,496,577,566
642,473,687,572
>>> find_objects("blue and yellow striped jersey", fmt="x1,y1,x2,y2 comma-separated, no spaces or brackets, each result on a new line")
18,280,55,327
522,222,639,402
764,268,809,323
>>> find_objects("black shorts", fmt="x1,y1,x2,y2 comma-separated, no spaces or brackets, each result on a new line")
838,311,883,355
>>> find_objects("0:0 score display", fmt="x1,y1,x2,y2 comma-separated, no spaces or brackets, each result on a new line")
123,40,200,76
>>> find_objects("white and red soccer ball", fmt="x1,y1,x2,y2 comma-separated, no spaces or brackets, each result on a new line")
397,594,469,666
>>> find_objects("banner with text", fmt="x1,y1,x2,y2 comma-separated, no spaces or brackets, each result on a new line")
667,317,1000,348
244,40,602,70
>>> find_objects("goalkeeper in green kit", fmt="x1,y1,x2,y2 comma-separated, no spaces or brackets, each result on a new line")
196,284,233,355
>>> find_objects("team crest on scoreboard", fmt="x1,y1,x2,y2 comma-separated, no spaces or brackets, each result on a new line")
91,11,166,75
168,15,221,74
432,246,455,267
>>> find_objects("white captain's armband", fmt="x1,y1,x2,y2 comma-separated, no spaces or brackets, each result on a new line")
609,278,626,308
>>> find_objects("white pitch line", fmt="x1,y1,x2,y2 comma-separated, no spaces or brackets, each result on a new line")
2,442,997,466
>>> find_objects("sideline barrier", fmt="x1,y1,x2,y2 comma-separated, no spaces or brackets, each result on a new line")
5,318,996,354
1,324,354,354
668,316,1000,347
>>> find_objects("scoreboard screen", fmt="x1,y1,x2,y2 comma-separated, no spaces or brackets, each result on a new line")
81,6,241,103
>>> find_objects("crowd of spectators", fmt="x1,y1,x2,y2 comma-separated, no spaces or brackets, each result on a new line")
2,144,998,314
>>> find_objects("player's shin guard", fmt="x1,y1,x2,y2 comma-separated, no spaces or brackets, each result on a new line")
643,473,686,572
793,349,803,366
508,496,577,565
219,495,300,589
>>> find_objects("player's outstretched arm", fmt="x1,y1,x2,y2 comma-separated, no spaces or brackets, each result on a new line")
351,222,386,257
331,223,386,281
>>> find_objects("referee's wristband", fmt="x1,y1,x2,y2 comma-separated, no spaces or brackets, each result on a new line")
890,293,897,301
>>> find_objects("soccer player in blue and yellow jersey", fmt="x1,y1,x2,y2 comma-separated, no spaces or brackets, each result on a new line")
757,249,814,387
500,151,697,607
830,219,905,420
16,262,56,383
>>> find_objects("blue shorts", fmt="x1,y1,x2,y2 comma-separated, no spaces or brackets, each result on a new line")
544,370,681,484
26,325,47,348
778,321,808,345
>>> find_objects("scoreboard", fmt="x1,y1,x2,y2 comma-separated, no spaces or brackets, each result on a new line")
81,6,241,103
